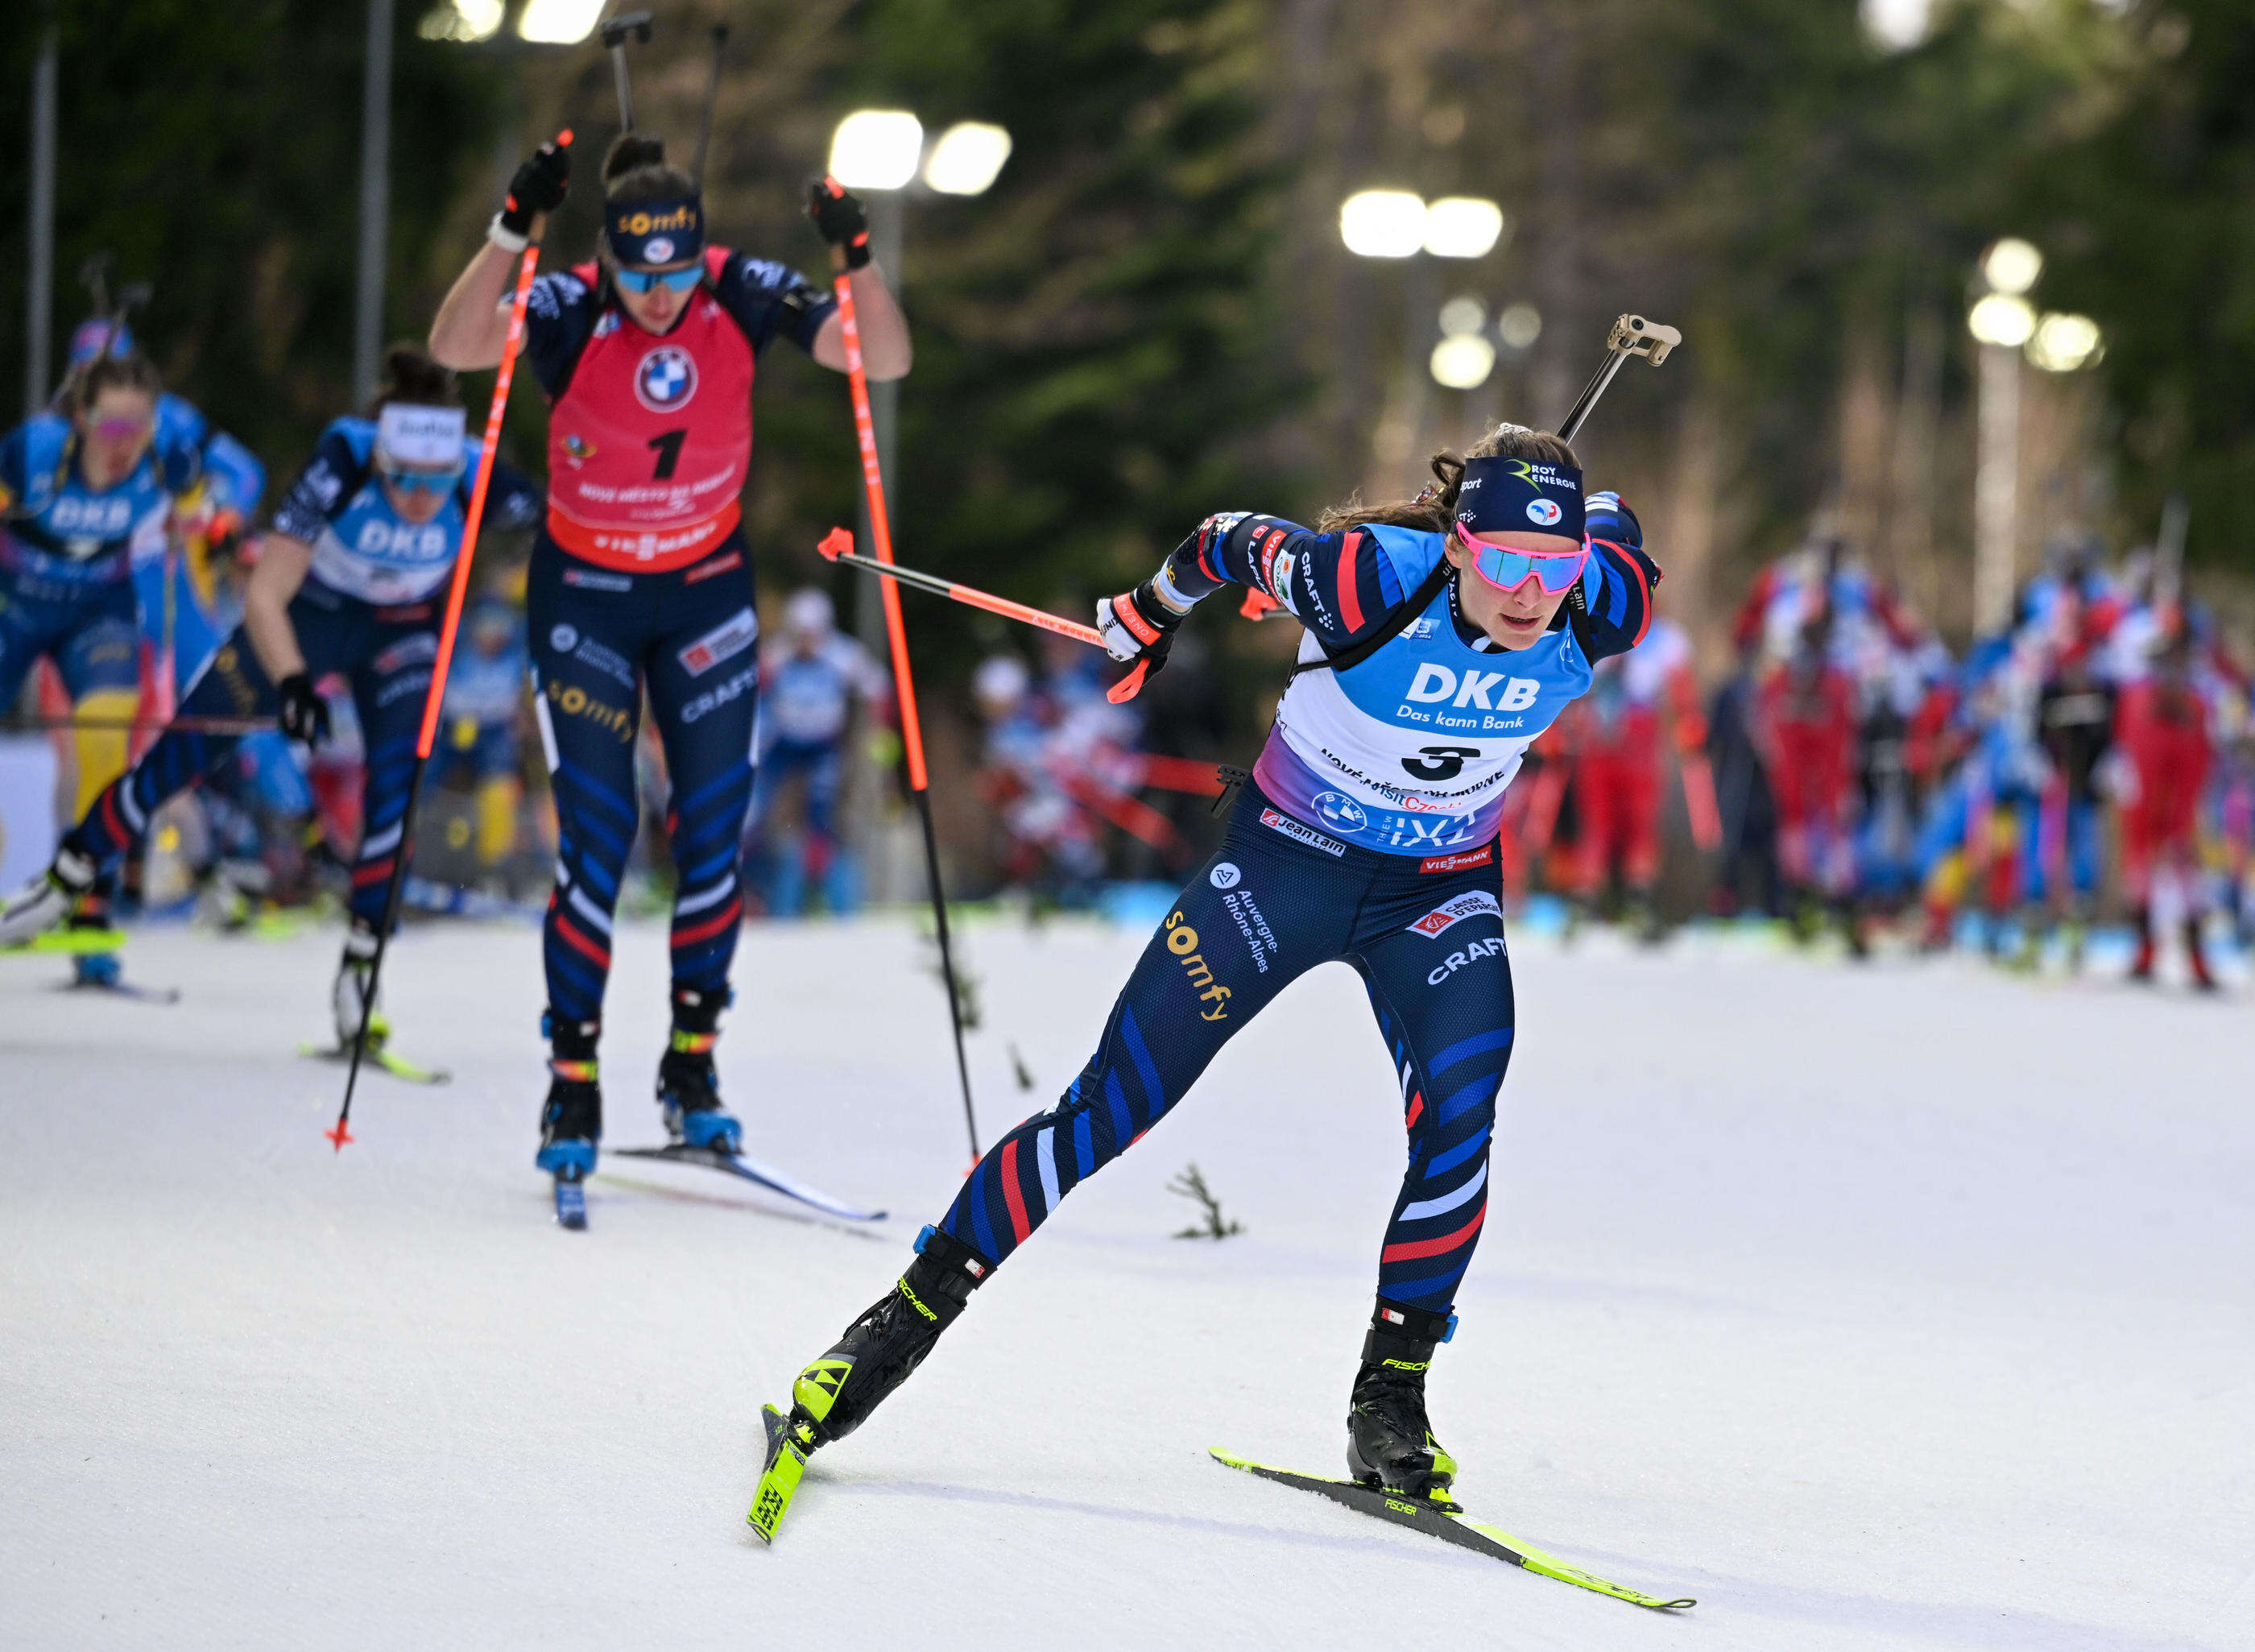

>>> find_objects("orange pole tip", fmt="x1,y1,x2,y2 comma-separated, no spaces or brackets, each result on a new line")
324,1121,354,1152
817,526,854,561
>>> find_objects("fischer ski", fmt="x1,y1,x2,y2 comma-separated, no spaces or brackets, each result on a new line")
610,1145,886,1222
747,1403,812,1542
4,926,129,956
1209,1448,1694,1611
299,1041,452,1086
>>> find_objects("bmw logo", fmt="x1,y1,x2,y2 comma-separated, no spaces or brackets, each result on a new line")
1525,498,1563,527
1312,792,1367,832
635,346,697,412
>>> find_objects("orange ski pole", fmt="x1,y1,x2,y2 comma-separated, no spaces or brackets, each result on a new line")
825,196,980,1160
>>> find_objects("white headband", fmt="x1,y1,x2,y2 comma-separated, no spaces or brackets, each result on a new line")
377,404,467,469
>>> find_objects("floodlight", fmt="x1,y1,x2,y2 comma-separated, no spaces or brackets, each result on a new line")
1438,296,1487,338
1496,303,1541,350
1423,197,1504,259
1340,191,1426,259
1967,293,2037,349
517,0,602,44
2026,313,2103,372
1431,335,1496,390
830,110,925,192
1981,238,2043,296
924,122,1012,196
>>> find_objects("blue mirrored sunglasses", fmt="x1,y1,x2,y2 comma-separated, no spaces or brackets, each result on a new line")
1454,522,1589,595
614,266,703,296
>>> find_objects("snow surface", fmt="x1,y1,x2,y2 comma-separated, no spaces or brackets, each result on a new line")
4,913,2253,1650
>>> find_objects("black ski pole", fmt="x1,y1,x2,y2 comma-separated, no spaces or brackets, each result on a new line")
328,207,552,1149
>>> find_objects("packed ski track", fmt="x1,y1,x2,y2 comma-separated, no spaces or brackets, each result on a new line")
4,915,2252,1650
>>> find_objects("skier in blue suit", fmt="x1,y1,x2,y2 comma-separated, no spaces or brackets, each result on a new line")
756,423,1663,1513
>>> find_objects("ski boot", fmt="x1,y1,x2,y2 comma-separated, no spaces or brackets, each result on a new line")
2185,917,2219,993
750,1225,990,1541
1346,1298,1460,1509
538,1012,602,1228
0,847,94,949
658,985,743,1154
331,921,390,1051
68,886,122,988
2128,907,2157,983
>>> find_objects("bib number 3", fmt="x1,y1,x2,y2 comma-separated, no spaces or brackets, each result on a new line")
1401,745,1481,782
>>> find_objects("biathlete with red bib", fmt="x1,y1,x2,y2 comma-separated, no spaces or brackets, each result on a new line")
429,133,909,1193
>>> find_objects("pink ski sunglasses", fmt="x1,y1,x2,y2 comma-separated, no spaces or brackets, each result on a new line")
1453,520,1589,595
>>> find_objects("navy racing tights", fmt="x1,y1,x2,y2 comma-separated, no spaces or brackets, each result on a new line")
526,533,761,1024
937,785,1516,1316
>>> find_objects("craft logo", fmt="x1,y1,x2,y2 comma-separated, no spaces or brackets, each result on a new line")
550,624,578,653
635,346,697,412
1408,890,1501,938
1426,934,1505,986
1209,862,1242,889
1311,791,1367,834
677,607,758,676
1525,498,1563,527
1418,844,1495,875
1163,910,1231,1021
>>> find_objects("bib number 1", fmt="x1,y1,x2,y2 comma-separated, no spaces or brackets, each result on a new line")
648,429,687,480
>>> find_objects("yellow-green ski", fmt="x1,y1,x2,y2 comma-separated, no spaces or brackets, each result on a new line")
1209,1447,1694,1611
747,1405,812,1543
2,926,127,957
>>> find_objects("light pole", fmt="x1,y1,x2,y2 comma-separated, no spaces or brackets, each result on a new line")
24,10,60,417
1966,237,2040,637
1338,190,1505,487
827,111,1011,650
353,0,395,412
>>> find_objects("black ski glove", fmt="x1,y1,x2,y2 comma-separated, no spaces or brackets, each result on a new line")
499,136,573,238
807,177,872,269
1095,580,1185,684
276,673,331,748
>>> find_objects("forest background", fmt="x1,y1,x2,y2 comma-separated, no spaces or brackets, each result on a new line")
1,0,2249,757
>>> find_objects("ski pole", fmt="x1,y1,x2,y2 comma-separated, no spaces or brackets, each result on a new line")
327,153,559,1151
814,530,1148,705
824,222,980,1162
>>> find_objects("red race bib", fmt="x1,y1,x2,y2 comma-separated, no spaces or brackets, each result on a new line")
546,250,754,573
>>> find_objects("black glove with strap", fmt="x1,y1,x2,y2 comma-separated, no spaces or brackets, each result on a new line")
495,135,572,245
275,673,331,749
807,176,872,270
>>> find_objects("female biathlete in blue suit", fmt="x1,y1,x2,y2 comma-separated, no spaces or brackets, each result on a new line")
0,349,254,986
429,133,909,1195
0,346,540,1051
757,425,1661,1513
